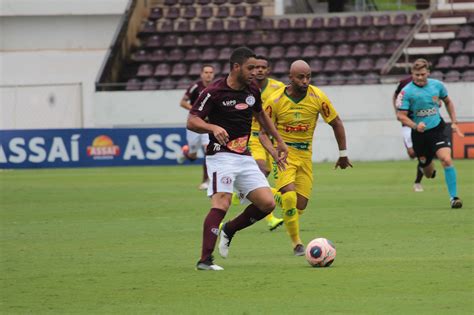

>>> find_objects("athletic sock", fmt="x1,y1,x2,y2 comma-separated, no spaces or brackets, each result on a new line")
415,163,423,183
226,204,268,235
201,208,226,262
282,191,301,247
444,166,458,199
203,157,208,182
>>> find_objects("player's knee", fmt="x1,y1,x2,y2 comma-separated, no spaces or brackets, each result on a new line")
260,199,275,213
440,156,453,168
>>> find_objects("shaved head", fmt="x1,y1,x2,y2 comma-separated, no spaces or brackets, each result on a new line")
289,60,311,96
290,60,311,76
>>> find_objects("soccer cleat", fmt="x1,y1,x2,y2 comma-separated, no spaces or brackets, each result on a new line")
198,180,209,190
268,218,284,231
231,192,241,205
196,255,224,271
413,183,424,192
450,197,463,209
176,153,186,164
218,223,233,259
293,244,305,256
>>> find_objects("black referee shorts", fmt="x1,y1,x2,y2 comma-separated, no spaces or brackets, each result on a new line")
411,120,451,167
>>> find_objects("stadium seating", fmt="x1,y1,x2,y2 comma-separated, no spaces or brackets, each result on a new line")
117,3,474,90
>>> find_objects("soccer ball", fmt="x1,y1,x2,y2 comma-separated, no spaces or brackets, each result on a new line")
305,238,336,267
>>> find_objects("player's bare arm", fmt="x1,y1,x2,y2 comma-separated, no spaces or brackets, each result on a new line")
255,110,288,165
329,116,352,169
180,95,192,111
187,114,229,145
397,110,426,132
442,96,464,137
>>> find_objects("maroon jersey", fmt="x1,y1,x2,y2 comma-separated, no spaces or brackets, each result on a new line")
394,76,413,125
186,80,206,104
190,77,262,156
394,76,412,99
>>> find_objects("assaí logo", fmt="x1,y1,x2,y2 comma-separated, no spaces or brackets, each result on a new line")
87,135,120,160
0,134,81,164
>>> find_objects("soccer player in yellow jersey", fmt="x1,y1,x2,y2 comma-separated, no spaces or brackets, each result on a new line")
247,55,286,231
261,60,352,256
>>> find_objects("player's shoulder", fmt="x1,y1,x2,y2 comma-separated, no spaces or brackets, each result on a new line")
248,81,262,96
268,77,286,89
201,77,226,94
427,78,445,88
306,84,328,100
267,85,286,104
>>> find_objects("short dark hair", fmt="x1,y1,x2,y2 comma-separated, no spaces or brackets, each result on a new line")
229,46,256,69
201,64,214,72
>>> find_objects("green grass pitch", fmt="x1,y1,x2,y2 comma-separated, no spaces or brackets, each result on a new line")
1,160,473,314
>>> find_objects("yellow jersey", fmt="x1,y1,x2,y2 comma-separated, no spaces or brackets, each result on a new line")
264,85,338,152
251,78,286,133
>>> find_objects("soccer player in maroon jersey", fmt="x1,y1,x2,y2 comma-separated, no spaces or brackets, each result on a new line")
393,76,424,192
188,47,288,270
178,65,215,190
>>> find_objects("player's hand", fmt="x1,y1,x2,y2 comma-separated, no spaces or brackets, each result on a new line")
416,122,426,133
275,141,288,171
451,122,464,137
212,126,229,145
335,156,353,170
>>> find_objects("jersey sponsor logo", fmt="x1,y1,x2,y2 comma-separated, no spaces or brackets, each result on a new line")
284,124,310,133
235,103,249,110
222,100,236,107
416,107,437,117
221,176,232,184
226,135,249,153
198,93,211,111
245,95,256,106
211,228,219,236
87,135,120,159
285,208,296,216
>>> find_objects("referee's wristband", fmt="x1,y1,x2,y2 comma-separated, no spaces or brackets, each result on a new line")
339,150,348,158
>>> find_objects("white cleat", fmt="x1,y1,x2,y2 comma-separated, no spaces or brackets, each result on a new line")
198,181,209,190
196,256,224,271
218,224,232,259
413,183,424,192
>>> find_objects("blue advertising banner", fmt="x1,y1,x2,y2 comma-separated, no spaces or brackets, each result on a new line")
0,128,201,169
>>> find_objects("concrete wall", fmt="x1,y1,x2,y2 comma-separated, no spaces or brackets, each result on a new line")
0,0,128,128
93,82,474,162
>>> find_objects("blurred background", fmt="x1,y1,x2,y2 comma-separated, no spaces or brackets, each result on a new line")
1,0,473,167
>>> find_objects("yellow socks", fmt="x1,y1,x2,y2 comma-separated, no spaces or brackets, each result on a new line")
281,191,301,247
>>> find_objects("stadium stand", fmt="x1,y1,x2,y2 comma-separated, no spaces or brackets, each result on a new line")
95,0,474,90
